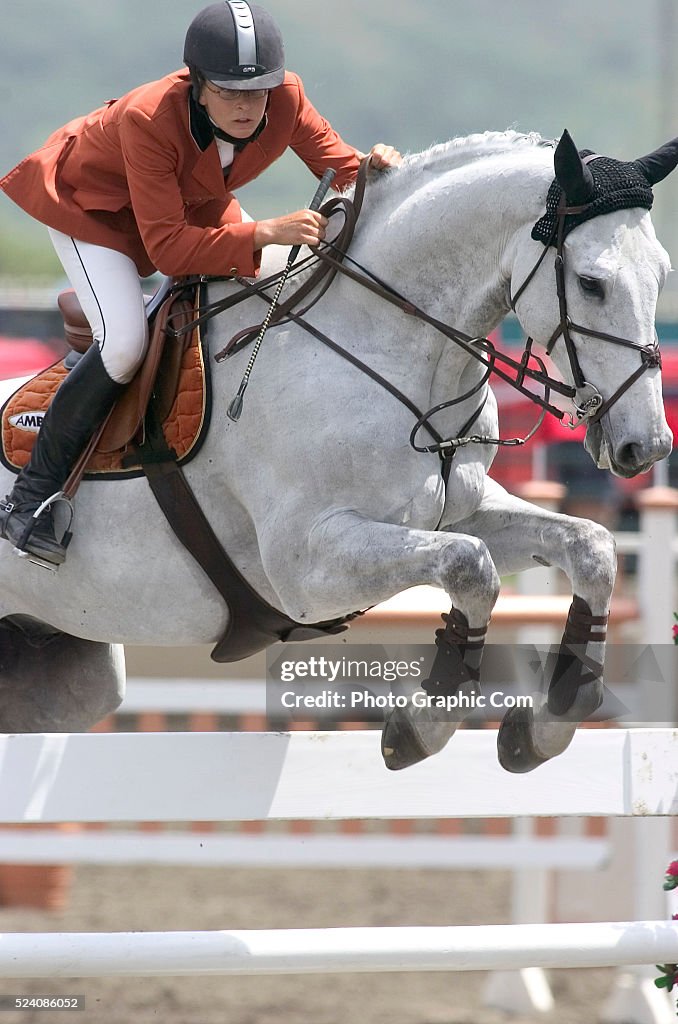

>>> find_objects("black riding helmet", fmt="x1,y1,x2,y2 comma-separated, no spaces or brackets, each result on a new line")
184,1,285,90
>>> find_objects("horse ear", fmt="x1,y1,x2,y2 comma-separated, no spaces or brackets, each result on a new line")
554,129,595,204
634,138,678,185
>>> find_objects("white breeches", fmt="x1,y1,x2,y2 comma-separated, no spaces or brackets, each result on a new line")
49,229,149,384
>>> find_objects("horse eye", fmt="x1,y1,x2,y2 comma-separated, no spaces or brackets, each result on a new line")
578,275,604,298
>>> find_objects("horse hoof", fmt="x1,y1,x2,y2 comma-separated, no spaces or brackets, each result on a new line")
497,706,549,774
381,708,431,771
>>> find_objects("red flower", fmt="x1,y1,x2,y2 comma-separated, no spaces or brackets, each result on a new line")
657,866,678,1009
664,864,678,891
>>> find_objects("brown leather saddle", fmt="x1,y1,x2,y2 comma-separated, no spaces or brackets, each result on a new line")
1,281,208,479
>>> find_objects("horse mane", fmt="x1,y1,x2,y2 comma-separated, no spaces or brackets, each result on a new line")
405,130,554,173
347,130,556,202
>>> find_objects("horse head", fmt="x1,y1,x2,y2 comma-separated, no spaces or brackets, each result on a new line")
510,129,677,478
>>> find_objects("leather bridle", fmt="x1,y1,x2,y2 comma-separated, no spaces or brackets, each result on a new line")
508,196,662,429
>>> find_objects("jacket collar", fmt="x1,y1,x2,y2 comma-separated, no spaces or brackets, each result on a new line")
186,88,270,196
188,92,214,152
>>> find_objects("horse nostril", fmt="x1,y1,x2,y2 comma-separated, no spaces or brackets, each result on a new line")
616,442,640,469
614,438,670,475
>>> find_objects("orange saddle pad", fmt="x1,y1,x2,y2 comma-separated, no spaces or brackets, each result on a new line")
0,313,210,479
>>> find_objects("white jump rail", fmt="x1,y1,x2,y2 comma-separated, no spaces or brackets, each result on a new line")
1,921,677,978
0,728,676,1014
0,681,609,888
0,728,676,823
0,830,610,869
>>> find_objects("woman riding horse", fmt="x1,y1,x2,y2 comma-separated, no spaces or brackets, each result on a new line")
0,0,401,566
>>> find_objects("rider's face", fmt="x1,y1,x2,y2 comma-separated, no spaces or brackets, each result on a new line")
199,83,268,139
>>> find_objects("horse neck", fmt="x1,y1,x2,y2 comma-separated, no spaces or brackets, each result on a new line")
351,151,551,343
328,150,551,423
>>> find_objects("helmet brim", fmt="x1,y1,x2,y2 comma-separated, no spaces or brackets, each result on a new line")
206,66,285,90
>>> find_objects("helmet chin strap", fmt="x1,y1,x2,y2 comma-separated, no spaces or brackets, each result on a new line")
210,113,267,151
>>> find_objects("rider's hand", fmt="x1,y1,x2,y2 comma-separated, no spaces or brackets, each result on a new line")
365,143,403,170
253,209,328,250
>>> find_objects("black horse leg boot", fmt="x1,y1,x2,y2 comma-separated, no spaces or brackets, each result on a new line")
0,345,124,565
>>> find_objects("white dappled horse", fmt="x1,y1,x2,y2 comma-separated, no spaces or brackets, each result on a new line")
0,128,674,773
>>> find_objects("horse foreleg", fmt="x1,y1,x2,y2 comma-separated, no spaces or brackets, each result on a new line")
381,599,490,770
453,478,616,773
262,512,500,771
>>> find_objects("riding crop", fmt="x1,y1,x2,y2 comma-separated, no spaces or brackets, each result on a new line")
227,167,336,422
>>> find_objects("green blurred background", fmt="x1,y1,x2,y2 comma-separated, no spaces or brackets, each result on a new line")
1,0,677,306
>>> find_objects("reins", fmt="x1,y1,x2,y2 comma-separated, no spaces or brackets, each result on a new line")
208,157,560,459
175,154,662,463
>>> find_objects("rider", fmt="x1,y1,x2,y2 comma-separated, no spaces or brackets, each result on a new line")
0,1,401,565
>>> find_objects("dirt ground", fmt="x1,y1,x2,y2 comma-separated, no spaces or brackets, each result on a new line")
0,864,629,1024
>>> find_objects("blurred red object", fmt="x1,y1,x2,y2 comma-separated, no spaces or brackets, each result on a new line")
658,349,678,439
490,343,678,491
0,337,57,380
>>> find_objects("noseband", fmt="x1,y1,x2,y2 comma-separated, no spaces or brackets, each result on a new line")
508,197,662,428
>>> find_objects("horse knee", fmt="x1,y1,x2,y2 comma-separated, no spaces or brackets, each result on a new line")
565,520,616,597
440,537,500,611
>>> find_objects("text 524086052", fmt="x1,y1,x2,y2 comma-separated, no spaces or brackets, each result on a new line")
0,996,85,1011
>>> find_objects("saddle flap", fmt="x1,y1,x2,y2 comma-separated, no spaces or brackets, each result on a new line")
1,283,208,479
97,291,197,454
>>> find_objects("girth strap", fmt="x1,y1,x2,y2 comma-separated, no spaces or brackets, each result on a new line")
137,405,359,663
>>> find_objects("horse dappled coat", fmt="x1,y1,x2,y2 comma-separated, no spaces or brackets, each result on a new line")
0,130,674,774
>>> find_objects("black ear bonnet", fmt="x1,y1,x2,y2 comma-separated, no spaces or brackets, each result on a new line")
532,129,678,245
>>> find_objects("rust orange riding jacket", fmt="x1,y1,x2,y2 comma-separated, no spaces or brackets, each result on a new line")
0,70,361,279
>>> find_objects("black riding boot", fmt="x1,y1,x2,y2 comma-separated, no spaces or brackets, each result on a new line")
0,345,124,565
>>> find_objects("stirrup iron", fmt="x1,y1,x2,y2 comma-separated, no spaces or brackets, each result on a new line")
11,491,74,570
